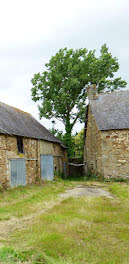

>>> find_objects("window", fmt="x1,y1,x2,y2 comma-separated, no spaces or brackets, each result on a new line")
17,136,24,153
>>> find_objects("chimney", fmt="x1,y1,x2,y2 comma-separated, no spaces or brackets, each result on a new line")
87,84,98,100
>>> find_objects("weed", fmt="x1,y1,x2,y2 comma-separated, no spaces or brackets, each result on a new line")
104,177,129,183
84,171,99,181
0,246,32,263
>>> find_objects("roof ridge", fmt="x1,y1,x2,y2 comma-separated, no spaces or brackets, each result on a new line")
0,101,64,145
0,101,31,116
99,89,129,96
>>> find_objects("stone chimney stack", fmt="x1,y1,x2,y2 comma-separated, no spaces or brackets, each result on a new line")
87,84,98,100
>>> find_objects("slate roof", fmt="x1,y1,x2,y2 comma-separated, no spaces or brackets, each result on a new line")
0,102,65,146
90,90,129,130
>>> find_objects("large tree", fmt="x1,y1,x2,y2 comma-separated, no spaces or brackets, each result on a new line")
31,44,127,156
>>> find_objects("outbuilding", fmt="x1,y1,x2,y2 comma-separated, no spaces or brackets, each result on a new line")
84,85,129,180
0,102,67,187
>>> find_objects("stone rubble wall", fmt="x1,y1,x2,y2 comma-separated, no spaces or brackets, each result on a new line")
0,135,7,186
0,135,68,187
84,105,129,179
52,143,68,175
84,106,103,176
0,135,41,187
101,130,129,179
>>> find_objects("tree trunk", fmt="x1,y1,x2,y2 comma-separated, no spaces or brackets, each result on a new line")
64,116,74,158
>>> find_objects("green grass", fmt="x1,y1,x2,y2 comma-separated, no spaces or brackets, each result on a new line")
0,180,129,263
0,181,68,220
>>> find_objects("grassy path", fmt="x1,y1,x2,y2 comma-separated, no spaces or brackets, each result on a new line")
0,196,65,240
0,182,111,241
0,180,129,264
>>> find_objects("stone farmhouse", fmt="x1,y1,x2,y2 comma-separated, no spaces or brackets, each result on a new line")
84,85,129,180
0,102,67,187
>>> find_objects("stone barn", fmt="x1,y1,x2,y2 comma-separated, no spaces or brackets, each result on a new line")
84,85,129,180
0,102,67,187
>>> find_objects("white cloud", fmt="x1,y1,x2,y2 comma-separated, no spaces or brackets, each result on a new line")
0,0,129,133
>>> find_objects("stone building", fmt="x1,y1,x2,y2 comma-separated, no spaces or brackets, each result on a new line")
0,102,67,187
84,85,129,179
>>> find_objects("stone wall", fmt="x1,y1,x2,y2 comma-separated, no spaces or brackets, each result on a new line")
23,138,40,184
84,106,103,176
0,135,68,187
84,106,129,179
52,143,68,175
0,135,7,186
0,135,41,187
101,130,129,179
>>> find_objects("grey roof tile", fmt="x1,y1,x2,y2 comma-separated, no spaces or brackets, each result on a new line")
0,102,63,144
90,90,129,130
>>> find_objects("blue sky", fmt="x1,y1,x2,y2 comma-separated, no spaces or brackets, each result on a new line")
0,0,129,133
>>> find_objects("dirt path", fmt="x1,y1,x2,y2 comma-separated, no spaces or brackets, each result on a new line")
60,185,113,198
0,185,113,242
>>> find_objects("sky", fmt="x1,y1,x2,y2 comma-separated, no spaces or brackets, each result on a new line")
0,0,129,134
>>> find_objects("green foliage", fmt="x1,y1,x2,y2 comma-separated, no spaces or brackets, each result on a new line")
50,127,84,159
49,127,64,143
73,129,84,160
31,44,127,156
50,125,75,158
104,177,128,183
84,172,99,181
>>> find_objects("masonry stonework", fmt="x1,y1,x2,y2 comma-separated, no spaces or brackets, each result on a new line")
52,143,68,174
0,135,7,186
84,106,103,176
84,106,129,179
101,130,129,179
0,134,67,187
0,102,68,187
0,135,41,187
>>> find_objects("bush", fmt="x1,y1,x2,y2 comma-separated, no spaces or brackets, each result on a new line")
104,177,129,183
84,172,99,181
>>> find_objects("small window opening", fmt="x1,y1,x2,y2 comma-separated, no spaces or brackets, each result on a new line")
17,136,24,153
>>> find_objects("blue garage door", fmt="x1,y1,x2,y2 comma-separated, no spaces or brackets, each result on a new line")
41,155,54,181
11,159,26,187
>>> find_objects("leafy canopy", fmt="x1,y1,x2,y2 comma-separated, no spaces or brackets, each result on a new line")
50,126,84,161
73,129,84,160
31,44,127,156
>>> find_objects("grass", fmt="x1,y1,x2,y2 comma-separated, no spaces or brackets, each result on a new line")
0,181,70,220
0,179,129,263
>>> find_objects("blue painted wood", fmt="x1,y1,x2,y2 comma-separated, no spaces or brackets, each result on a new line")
41,155,54,181
11,159,26,186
